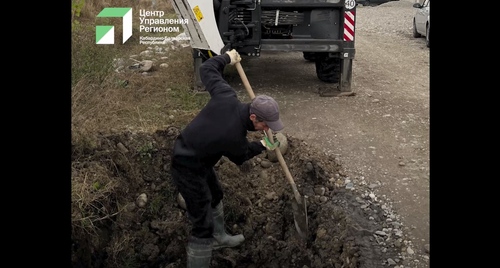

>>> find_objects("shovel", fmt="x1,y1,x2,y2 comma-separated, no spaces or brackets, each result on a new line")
235,63,309,239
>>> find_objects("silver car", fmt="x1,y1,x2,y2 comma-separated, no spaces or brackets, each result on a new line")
412,0,430,47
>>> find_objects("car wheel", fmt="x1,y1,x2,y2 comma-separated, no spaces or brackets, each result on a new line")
425,24,430,48
412,19,421,38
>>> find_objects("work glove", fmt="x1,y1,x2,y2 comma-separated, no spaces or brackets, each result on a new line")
260,135,280,151
225,49,241,65
239,160,253,173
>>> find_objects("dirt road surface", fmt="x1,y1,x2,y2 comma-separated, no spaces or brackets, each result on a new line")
228,0,430,265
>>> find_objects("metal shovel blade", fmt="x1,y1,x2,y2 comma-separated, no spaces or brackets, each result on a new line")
291,195,308,239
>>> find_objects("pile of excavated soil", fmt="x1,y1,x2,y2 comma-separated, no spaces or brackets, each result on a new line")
71,127,415,268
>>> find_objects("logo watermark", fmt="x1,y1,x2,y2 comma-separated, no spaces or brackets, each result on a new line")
96,7,133,44
139,33,190,45
95,7,190,46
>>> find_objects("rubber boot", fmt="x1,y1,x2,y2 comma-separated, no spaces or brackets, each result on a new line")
212,201,245,249
186,236,212,268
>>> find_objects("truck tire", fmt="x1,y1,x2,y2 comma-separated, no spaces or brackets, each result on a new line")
315,55,341,83
303,52,316,62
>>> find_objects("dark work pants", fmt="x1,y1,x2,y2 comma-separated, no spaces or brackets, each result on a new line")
171,164,224,238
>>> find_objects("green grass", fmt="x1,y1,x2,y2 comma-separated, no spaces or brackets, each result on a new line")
71,2,208,263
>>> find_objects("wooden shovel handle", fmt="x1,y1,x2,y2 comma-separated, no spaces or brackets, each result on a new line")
235,62,303,204
272,137,303,203
235,63,255,99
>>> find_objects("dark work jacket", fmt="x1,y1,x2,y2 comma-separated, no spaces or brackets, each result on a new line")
171,54,265,169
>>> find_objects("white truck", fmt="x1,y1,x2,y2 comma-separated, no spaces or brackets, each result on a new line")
172,0,357,92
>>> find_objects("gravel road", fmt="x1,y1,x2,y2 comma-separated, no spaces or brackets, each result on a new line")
228,0,430,267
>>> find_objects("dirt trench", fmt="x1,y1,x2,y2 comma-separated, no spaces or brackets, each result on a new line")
71,127,411,268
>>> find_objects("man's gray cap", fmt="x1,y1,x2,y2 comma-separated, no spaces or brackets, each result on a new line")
250,95,284,131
